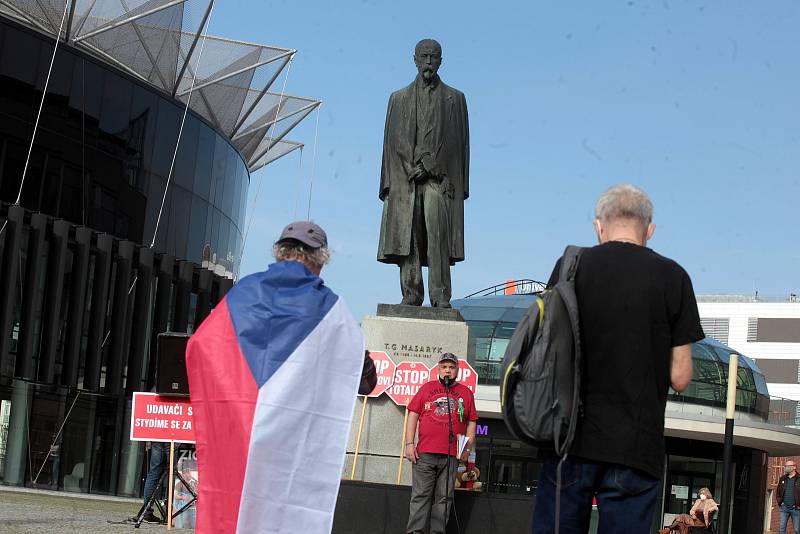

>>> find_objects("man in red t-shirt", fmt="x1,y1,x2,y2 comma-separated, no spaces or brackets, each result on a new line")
404,353,477,534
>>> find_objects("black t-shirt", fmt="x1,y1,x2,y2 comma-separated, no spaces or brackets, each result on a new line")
547,241,704,478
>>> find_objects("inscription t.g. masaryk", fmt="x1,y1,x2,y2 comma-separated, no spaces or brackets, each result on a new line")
383,342,444,362
377,38,469,309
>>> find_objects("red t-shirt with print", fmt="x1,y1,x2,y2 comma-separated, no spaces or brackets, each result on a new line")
407,380,478,457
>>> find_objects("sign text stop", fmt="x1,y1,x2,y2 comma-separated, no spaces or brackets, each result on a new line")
387,361,431,406
456,360,479,393
428,359,479,393
365,351,396,397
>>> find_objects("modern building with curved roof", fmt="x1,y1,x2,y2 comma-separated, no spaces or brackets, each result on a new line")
0,0,318,500
0,0,317,173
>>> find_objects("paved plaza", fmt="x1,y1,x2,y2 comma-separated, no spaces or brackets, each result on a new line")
0,488,193,534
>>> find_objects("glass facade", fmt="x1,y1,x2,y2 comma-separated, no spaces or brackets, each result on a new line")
0,15,242,498
453,294,533,385
453,294,771,418
0,212,233,495
0,18,248,274
674,336,770,418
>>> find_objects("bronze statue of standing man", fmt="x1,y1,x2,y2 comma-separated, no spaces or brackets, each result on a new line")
377,39,470,308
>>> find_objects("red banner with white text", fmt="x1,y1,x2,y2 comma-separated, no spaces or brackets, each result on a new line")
130,392,195,443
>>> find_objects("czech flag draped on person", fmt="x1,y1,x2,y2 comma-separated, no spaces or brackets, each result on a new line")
186,221,364,534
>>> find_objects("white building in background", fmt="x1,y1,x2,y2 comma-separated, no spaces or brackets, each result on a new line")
697,294,800,401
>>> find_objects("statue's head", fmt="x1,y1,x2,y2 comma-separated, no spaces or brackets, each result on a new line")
414,39,442,82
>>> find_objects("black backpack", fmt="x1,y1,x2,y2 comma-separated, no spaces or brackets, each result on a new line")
500,246,583,457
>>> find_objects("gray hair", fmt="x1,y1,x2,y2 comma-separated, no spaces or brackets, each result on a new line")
595,184,653,226
272,240,331,269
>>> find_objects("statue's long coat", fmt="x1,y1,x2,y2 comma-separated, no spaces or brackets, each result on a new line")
377,79,469,266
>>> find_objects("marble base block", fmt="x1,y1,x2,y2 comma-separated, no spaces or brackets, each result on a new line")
362,313,469,365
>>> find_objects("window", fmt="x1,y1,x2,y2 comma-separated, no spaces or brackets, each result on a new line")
221,145,237,215
171,187,191,259
143,174,167,250
80,60,105,121
90,184,118,235
188,198,210,265
207,207,220,261
217,217,231,268
0,138,25,202
227,220,239,267
700,318,729,345
100,68,136,147
209,136,228,209
474,436,539,495
231,162,244,227
192,124,215,201
749,318,800,343
747,318,758,342
40,51,75,134
39,153,62,216
129,85,158,178
18,148,45,209
151,99,180,178
0,26,40,86
464,320,519,385
173,115,199,190
59,164,84,223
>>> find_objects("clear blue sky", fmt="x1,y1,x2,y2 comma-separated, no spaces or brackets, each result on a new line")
212,1,800,320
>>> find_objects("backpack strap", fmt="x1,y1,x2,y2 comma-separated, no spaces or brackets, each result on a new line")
554,245,583,460
557,245,583,283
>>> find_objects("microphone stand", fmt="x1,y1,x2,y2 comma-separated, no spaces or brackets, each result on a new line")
444,375,455,533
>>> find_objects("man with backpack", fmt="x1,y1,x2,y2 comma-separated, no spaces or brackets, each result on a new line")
530,184,703,533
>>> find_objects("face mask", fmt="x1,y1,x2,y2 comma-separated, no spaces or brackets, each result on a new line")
700,494,707,500
787,467,795,474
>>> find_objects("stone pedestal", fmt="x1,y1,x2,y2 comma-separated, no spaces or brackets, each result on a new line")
344,305,469,486
363,305,468,365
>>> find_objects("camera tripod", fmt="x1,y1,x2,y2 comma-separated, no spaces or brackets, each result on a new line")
132,469,197,528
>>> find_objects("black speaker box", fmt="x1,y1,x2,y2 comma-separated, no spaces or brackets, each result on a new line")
156,332,190,396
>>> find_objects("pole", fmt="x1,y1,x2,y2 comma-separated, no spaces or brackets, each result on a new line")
350,395,368,480
719,353,739,534
167,441,175,530
397,408,409,484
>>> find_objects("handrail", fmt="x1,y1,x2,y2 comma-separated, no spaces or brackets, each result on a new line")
463,279,546,299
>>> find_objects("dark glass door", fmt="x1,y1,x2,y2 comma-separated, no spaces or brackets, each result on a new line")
665,471,714,515
487,455,540,495
489,457,524,494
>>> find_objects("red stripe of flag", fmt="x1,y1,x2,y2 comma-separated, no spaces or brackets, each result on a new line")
186,299,259,534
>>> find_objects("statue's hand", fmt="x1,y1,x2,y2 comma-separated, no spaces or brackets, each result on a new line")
440,180,455,199
410,163,428,182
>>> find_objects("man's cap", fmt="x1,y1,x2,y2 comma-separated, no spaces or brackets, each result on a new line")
277,221,328,249
438,352,458,364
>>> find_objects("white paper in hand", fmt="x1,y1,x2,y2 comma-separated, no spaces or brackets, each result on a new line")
457,434,469,457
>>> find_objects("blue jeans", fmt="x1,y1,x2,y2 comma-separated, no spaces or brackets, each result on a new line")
780,504,800,534
142,442,168,511
532,456,661,534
